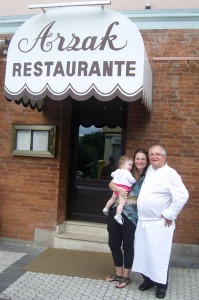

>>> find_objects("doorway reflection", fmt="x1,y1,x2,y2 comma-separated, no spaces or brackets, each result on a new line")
76,125,121,180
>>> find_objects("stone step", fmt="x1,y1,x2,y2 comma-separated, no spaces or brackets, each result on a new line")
54,221,110,252
62,220,108,236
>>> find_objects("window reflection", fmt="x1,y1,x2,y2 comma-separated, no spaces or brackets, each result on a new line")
76,125,121,179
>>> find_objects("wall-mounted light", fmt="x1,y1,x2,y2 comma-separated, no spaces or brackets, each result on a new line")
0,39,10,56
145,1,151,9
29,1,111,13
2,49,8,55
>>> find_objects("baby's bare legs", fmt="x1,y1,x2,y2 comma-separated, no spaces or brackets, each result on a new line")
104,193,117,209
103,193,117,215
116,194,127,215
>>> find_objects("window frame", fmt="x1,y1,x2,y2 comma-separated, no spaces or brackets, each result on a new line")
11,124,56,158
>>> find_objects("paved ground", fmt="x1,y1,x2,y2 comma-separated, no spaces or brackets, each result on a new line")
0,240,198,300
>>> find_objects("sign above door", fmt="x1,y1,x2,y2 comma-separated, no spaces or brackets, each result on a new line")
4,6,152,111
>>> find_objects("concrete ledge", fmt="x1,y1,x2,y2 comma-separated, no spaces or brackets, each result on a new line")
171,243,199,256
170,243,199,268
34,228,55,247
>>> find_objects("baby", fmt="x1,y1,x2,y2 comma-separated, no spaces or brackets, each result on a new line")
103,155,136,224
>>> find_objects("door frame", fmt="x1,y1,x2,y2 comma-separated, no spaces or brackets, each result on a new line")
66,98,128,223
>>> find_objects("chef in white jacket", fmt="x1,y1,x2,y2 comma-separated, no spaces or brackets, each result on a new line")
132,145,189,299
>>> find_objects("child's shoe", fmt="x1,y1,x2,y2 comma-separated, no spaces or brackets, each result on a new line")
114,214,124,225
103,207,110,216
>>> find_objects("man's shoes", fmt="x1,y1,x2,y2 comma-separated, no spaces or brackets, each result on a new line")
139,280,155,291
156,287,167,299
114,214,124,225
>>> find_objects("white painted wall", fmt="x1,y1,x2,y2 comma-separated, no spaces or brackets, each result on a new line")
1,0,199,16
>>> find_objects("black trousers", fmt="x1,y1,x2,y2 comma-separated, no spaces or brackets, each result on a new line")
107,207,136,269
142,270,169,289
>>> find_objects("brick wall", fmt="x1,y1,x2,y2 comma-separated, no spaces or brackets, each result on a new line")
126,30,199,244
0,29,198,244
0,57,72,239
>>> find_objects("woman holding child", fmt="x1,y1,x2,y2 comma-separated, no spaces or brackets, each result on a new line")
105,148,149,288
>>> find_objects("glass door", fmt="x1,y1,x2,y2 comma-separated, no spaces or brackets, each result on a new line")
67,98,127,223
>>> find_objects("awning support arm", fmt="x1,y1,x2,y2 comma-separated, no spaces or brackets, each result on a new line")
29,1,111,13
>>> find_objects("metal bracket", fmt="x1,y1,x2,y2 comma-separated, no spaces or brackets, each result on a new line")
29,1,111,13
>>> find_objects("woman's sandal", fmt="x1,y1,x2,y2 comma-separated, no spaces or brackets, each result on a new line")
115,276,130,288
105,274,123,282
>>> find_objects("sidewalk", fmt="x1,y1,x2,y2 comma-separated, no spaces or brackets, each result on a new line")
0,240,198,300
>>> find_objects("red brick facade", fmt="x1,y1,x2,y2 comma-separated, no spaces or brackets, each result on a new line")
0,29,198,244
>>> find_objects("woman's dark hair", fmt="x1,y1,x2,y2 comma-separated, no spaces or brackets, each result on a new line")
132,148,150,179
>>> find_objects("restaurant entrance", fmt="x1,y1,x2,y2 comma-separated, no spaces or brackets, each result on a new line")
67,97,128,223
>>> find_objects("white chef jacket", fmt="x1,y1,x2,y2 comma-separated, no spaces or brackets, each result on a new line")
137,164,189,221
132,163,189,284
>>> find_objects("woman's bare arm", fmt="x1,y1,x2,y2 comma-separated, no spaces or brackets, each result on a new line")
109,181,128,199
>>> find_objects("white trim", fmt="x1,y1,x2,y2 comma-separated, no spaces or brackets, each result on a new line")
0,9,199,33
123,9,199,29
0,15,32,34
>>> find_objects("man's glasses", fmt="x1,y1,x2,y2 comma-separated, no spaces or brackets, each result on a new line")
149,153,164,157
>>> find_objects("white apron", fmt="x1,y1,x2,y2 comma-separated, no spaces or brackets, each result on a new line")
132,219,175,284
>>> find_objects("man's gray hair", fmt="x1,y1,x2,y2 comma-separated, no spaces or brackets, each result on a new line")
149,145,166,156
